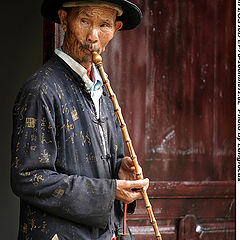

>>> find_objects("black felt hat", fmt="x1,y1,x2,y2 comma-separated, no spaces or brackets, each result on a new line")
41,0,142,30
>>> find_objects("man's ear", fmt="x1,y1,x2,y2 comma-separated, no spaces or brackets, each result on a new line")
58,9,68,32
114,21,123,34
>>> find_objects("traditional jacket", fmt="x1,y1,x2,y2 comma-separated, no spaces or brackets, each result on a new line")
11,53,135,240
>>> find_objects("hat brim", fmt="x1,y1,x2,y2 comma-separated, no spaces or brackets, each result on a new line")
41,0,142,30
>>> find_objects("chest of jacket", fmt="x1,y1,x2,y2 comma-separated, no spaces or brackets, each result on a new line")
51,76,121,179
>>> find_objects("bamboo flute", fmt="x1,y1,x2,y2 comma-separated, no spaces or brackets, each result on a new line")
92,52,162,240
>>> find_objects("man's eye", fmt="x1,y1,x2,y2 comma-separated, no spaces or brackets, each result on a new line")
100,23,109,28
81,19,88,24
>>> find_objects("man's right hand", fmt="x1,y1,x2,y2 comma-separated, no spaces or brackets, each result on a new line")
116,179,149,204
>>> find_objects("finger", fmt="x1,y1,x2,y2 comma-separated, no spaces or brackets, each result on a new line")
124,156,134,165
129,166,136,172
121,157,132,170
128,178,149,189
130,190,142,201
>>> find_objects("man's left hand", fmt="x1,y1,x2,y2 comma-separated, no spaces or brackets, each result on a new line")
118,156,142,180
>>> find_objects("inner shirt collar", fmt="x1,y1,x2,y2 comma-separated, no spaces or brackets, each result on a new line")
54,48,103,95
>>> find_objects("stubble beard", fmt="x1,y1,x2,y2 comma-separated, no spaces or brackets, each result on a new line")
78,43,100,68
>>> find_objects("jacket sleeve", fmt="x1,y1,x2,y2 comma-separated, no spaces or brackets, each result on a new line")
11,86,116,229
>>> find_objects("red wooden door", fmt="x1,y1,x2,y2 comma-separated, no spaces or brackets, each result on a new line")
43,0,235,239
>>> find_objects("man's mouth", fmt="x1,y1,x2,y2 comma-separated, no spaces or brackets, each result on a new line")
80,45,99,54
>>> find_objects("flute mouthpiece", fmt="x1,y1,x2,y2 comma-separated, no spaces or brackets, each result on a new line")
92,52,102,66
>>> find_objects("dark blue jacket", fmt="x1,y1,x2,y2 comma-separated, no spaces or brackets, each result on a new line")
11,54,135,240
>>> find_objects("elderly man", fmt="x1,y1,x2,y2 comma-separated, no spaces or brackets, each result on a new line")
11,0,149,239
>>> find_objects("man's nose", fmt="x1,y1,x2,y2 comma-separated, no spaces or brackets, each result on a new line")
87,27,99,44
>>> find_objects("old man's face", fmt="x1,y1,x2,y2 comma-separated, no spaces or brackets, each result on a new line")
58,6,122,69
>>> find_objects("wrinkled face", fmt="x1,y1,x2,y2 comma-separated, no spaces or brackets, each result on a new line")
58,6,122,69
